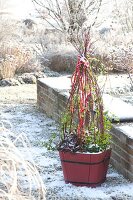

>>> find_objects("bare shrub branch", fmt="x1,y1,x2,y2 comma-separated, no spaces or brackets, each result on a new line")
32,0,104,54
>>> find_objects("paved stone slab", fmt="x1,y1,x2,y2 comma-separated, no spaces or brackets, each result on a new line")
103,94,133,122
115,123,133,139
39,76,133,122
39,76,71,91
39,74,133,94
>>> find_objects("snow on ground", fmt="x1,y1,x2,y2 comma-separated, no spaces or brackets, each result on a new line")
0,84,133,199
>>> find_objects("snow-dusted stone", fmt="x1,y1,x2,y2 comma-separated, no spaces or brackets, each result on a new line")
38,76,133,122
115,123,133,139
38,76,71,91
0,78,21,86
18,73,37,84
103,94,133,122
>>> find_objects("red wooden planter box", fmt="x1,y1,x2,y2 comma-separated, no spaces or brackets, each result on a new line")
59,149,111,187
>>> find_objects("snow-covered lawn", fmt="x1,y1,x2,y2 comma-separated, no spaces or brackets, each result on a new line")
0,84,133,199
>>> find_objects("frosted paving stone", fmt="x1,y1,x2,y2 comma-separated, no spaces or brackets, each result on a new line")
38,76,71,91
39,74,133,94
38,76,133,123
103,94,133,122
115,123,133,139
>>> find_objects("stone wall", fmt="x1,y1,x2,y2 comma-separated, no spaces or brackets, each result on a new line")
110,126,133,181
37,78,69,122
37,78,133,182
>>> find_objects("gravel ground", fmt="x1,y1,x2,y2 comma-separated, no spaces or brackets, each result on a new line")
0,82,133,199
0,84,37,104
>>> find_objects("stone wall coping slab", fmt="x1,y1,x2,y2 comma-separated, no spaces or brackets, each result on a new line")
38,77,133,122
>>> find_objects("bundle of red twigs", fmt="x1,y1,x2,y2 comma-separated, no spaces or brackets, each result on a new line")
67,54,104,144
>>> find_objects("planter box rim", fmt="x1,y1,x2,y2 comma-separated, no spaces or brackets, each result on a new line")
59,148,111,155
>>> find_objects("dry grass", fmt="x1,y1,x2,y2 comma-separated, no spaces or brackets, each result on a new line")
0,121,46,200
0,45,41,80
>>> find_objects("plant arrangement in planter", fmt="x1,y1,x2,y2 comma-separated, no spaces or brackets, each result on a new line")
57,34,112,187
33,0,112,188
